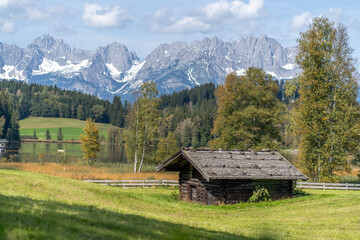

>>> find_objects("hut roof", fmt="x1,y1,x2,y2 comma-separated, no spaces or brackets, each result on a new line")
157,150,308,181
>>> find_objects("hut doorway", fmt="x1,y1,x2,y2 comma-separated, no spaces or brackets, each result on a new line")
207,190,213,205
191,186,197,202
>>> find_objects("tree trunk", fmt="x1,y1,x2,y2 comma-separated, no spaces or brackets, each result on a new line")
134,150,138,173
138,119,148,173
139,147,146,173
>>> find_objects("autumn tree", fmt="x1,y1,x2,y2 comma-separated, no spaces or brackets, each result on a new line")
296,17,360,181
80,118,100,165
124,82,159,173
210,68,283,150
155,132,179,163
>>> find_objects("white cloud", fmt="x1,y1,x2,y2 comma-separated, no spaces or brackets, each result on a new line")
200,0,265,22
82,3,132,28
167,16,211,33
0,0,10,8
26,7,49,20
0,0,30,10
1,21,15,33
148,0,266,34
327,8,342,22
291,12,312,30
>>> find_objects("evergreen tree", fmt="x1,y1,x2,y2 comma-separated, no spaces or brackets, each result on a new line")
0,116,5,137
33,129,37,139
80,118,100,165
57,128,63,141
209,68,283,150
77,105,85,120
46,129,51,140
296,17,360,181
183,124,192,148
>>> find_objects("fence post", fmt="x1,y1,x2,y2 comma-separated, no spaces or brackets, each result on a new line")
143,180,145,188
346,183,348,190
323,183,325,190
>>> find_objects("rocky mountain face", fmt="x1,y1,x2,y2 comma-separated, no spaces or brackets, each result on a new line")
0,34,299,101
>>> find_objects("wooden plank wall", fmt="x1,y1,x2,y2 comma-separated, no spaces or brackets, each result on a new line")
178,163,293,205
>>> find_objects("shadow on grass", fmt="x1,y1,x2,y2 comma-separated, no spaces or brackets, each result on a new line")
0,194,277,240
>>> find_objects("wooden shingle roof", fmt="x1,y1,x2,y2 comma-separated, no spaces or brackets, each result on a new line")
157,150,308,181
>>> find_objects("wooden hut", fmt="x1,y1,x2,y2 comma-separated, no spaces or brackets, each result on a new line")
157,149,308,205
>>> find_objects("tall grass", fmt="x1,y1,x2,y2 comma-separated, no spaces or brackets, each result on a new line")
0,162,178,180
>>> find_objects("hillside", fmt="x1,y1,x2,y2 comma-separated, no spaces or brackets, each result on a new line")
0,169,359,239
19,117,119,140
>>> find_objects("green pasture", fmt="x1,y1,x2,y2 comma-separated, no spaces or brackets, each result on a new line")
20,127,85,141
0,169,359,239
19,117,120,140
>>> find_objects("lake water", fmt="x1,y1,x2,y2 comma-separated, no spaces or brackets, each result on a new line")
2,142,127,163
1,143,299,166
280,150,300,166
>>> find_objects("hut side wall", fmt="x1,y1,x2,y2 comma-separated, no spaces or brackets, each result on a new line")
179,165,293,204
221,179,293,204
178,162,293,205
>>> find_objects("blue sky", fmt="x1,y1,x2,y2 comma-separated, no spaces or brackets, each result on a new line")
1,0,360,62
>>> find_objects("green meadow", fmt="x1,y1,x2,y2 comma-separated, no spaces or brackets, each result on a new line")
19,117,120,140
0,169,359,239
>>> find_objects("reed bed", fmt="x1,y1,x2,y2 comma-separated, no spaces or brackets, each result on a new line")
0,162,178,180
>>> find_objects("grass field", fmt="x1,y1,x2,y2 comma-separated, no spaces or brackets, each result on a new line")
0,169,359,239
19,117,120,140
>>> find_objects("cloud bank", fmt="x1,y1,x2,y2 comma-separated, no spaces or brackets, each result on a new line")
148,0,267,34
82,3,132,28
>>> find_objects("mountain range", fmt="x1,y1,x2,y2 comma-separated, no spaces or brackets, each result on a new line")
0,34,299,101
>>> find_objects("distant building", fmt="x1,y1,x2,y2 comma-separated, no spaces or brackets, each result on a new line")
0,139,8,152
157,149,308,205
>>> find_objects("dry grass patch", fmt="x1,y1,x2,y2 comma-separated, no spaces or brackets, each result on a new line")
0,162,178,180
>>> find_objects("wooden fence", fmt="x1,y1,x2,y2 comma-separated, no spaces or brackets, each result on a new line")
295,181,360,190
83,179,179,188
83,179,360,190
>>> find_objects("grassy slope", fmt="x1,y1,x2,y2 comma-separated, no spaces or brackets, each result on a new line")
0,170,360,239
19,117,119,140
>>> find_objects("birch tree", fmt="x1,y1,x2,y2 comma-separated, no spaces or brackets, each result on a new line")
125,82,159,173
296,17,360,181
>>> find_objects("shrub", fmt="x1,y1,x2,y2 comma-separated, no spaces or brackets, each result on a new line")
248,186,271,203
170,191,179,201
292,188,309,197
21,135,38,140
339,175,360,183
